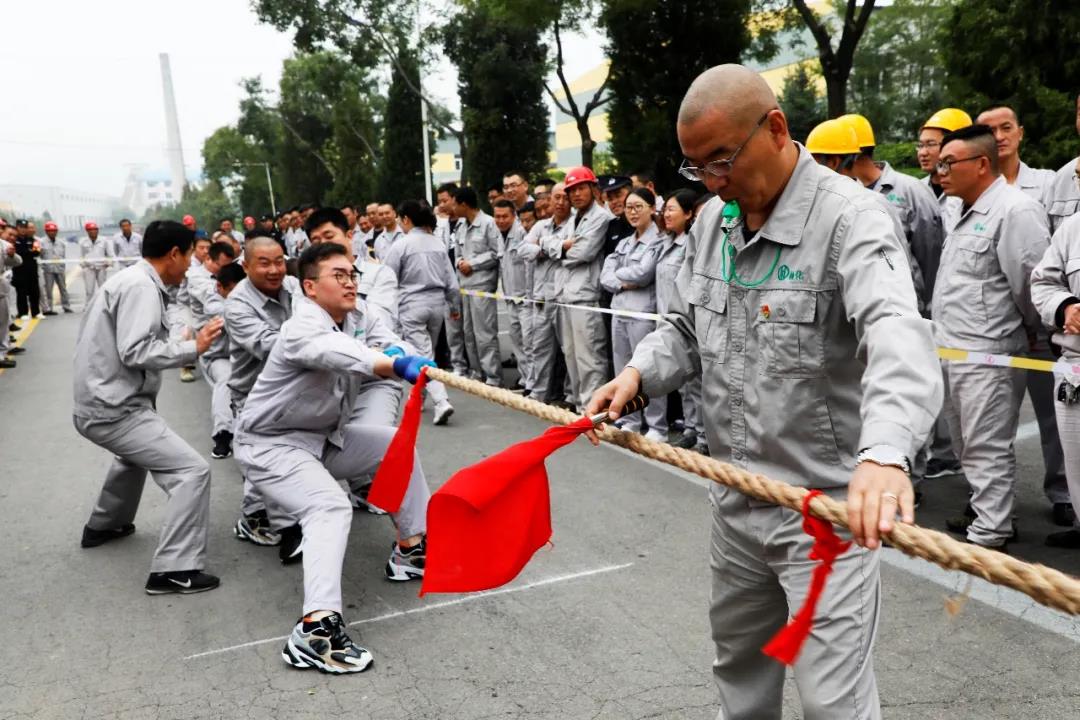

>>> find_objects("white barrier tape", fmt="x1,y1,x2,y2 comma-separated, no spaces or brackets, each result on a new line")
36,257,141,266
459,288,662,322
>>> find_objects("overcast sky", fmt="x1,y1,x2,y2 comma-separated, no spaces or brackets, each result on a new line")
0,0,605,198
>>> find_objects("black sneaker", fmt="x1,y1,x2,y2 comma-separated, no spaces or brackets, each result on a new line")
234,510,281,546
282,612,373,674
924,459,964,479
9,323,19,332
1052,503,1076,527
211,431,233,459
963,537,1010,554
145,569,221,595
672,429,698,450
8,347,25,355
946,514,1019,542
81,523,135,548
0,358,15,369
385,539,425,582
279,524,304,565
42,310,58,316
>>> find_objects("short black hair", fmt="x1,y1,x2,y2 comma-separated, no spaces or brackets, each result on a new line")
629,187,657,208
208,241,237,262
119,218,132,225
219,217,234,226
455,186,480,209
519,201,536,215
502,169,527,182
142,220,194,259
486,182,503,195
299,203,317,212
436,182,459,197
977,104,1019,125
215,262,246,288
304,207,349,236
341,203,356,213
533,177,557,188
492,199,517,213
631,170,655,185
298,242,349,281
194,234,212,247
941,123,1000,173
397,199,437,230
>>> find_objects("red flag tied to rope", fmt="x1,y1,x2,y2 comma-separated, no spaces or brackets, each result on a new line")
420,418,594,595
761,489,852,665
367,372,429,513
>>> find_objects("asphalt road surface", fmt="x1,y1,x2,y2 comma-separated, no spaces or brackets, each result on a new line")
2,290,1079,719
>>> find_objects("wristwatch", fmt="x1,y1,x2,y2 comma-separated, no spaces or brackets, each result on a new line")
856,445,911,475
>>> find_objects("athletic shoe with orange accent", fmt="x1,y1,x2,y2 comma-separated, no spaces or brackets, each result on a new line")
281,612,373,674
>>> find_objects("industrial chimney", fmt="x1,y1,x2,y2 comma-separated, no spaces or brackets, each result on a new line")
159,53,186,204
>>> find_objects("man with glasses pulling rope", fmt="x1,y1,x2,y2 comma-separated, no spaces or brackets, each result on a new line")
587,64,942,719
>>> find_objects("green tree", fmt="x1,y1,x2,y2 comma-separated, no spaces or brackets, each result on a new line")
141,180,236,228
443,1,550,191
942,0,1080,168
377,39,427,202
599,0,752,191
848,0,950,143
778,62,826,145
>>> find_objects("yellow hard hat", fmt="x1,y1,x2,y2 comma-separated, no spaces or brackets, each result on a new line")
805,119,861,155
922,108,973,133
838,113,876,148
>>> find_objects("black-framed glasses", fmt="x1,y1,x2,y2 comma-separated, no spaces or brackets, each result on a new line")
678,110,774,182
316,270,360,287
935,155,985,176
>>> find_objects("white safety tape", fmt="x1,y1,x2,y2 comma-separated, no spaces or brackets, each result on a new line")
459,288,662,322
37,257,141,265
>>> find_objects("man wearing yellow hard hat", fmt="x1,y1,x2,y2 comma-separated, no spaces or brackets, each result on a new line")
837,113,943,314
918,108,972,234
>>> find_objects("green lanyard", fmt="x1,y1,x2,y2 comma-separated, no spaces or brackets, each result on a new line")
718,201,781,288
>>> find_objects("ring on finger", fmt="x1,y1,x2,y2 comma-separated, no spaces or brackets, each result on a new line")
881,491,899,503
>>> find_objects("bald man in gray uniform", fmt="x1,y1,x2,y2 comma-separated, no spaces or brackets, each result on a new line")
74,220,225,595
589,65,941,719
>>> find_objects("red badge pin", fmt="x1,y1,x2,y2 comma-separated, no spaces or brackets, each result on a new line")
761,304,771,320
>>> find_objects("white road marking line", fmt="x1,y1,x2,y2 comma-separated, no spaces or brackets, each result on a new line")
1015,420,1040,442
600,443,711,489
183,562,634,661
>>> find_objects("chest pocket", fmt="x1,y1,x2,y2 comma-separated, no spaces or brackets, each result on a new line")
1049,200,1079,227
755,289,827,378
689,273,728,364
952,233,993,276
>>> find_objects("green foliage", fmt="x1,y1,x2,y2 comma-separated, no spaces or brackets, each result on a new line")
875,142,924,177
443,2,550,191
140,181,237,228
943,0,1080,168
598,0,752,192
590,147,618,176
377,40,428,203
848,0,950,143
778,63,826,146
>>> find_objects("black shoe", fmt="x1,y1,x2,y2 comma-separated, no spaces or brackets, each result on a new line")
282,612,373,673
1052,503,1076,527
279,524,303,565
63,308,74,313
211,431,233,459
963,537,1010,554
672,429,698,450
145,569,221,595
924,459,963,479
946,513,1019,541
9,323,19,332
0,359,14,369
7,347,25,355
501,356,518,368
42,310,58,316
81,523,135,548
1046,529,1080,549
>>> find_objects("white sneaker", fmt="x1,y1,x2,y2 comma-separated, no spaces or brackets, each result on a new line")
433,401,454,426
644,429,668,443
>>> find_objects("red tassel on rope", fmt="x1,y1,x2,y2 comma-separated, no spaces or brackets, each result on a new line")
367,370,429,513
761,489,852,666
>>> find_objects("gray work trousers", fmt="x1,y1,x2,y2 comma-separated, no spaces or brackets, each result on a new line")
681,375,706,436
345,378,405,490
75,409,212,573
398,301,450,406
235,425,431,614
445,305,468,374
82,267,108,304
1055,377,1080,528
611,315,667,433
38,266,50,312
199,355,233,436
44,271,70,311
528,301,560,402
0,289,10,354
941,361,1026,546
556,303,609,410
505,299,532,390
1026,350,1068,504
709,484,881,720
461,292,501,384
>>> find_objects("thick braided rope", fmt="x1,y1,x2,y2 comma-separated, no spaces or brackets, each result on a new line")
427,367,1080,616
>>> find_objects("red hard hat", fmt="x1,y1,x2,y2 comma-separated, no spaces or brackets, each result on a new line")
243,215,254,224
44,222,58,231
182,214,196,227
85,222,98,231
563,166,598,190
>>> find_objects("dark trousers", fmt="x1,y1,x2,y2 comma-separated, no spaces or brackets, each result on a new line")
14,272,40,317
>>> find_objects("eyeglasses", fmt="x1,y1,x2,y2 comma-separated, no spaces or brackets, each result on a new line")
623,203,651,213
678,110,773,182
915,140,941,150
315,270,360,287
935,156,985,176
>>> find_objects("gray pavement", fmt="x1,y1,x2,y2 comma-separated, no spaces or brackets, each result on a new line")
2,307,1079,719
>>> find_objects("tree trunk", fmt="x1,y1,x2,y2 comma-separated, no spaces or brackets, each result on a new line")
824,70,848,118
578,119,595,168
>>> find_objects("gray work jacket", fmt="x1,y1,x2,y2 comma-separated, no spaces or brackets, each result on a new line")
932,176,1049,352
521,215,572,303
1031,212,1080,365
374,227,403,263
455,211,502,291
235,297,394,454
873,161,943,303
655,232,689,316
355,259,399,329
112,232,143,267
186,263,228,360
600,222,663,314
500,219,532,300
39,237,68,274
1013,160,1055,203
73,260,197,420
382,228,460,312
224,276,301,404
628,146,941,489
79,236,112,268
1042,157,1080,235
541,201,613,304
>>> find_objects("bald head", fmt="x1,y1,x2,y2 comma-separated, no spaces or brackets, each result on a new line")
679,64,778,129
243,234,281,257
